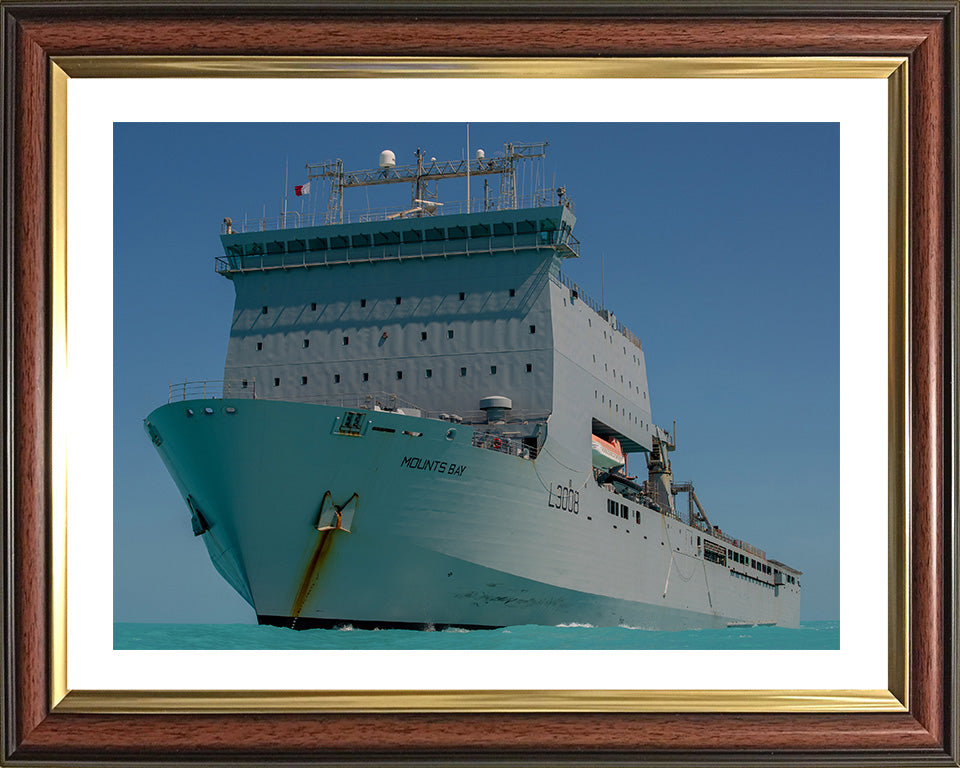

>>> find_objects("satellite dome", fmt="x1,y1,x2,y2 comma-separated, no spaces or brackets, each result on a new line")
379,150,396,169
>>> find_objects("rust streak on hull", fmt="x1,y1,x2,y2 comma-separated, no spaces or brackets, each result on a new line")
290,530,334,618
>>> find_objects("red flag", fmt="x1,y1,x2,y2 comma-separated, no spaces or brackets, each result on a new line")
294,182,311,196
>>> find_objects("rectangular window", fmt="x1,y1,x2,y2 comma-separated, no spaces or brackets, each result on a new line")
526,363,533,373
360,298,367,307
303,339,309,348
395,296,402,305
256,342,262,351
459,367,467,377
425,369,433,378
343,336,349,345
301,376,308,385
262,306,268,314
621,506,628,520
490,365,497,375
635,510,641,524
334,374,340,384
362,372,369,382
459,292,465,300
509,288,516,297
273,377,280,386
242,380,248,388
447,329,454,339
421,331,427,340
529,324,536,334
396,370,403,380
311,302,317,311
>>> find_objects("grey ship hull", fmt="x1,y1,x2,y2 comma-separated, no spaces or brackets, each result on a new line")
146,398,801,630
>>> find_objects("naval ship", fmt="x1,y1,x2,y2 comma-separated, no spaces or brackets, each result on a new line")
145,141,802,630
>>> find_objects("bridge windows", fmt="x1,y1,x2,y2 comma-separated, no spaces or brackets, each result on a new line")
343,336,349,345
448,329,454,339
301,376,308,385
509,288,516,297
256,342,262,351
395,296,402,305
262,306,268,314
526,363,533,373
460,367,467,377
490,366,497,375
333,374,340,384
459,292,465,301
529,324,536,334
311,302,317,311
274,378,280,386
360,299,367,307
303,339,309,348
362,372,369,382
396,371,403,380
425,369,433,378
421,331,428,341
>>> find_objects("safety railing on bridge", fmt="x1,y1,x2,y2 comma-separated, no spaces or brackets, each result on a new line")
221,192,573,235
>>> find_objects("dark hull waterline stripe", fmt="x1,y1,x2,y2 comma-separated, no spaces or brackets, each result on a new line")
258,614,502,632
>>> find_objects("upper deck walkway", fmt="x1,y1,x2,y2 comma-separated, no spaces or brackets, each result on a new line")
217,201,579,275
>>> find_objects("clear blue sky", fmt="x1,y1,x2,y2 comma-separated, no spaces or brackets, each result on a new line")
114,122,839,622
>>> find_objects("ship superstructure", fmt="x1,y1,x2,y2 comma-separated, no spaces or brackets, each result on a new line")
146,141,801,630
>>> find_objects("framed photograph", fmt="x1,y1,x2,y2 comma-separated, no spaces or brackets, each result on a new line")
2,2,957,765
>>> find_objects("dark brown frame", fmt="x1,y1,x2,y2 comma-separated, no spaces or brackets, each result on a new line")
2,2,957,765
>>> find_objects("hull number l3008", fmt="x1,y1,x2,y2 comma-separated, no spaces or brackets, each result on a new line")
548,479,580,514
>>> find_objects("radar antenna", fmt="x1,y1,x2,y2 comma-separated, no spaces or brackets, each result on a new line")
305,141,548,224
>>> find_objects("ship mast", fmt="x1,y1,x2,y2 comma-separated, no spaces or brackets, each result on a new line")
304,141,549,225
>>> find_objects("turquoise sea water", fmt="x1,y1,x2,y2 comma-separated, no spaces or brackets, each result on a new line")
114,620,838,650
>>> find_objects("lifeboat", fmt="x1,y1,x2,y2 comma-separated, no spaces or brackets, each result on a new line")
591,434,625,470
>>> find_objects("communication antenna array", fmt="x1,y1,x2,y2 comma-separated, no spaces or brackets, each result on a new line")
304,141,549,224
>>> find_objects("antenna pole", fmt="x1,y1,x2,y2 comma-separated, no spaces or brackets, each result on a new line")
601,252,605,309
282,157,289,225
466,123,470,213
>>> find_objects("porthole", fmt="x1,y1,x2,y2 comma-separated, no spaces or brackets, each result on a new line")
203,407,214,415
225,407,237,414
185,408,194,417
445,428,457,441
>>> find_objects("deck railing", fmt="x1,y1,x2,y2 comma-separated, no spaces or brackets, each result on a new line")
167,379,256,403
555,271,642,351
471,429,536,459
222,191,571,234
163,384,549,428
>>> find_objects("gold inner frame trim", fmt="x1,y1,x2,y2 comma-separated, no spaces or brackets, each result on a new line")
48,55,909,715
50,61,69,711
53,55,905,79
57,688,903,714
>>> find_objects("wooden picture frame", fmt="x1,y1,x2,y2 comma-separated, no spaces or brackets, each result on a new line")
2,2,957,764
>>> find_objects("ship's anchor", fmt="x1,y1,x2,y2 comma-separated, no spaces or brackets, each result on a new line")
314,490,358,533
